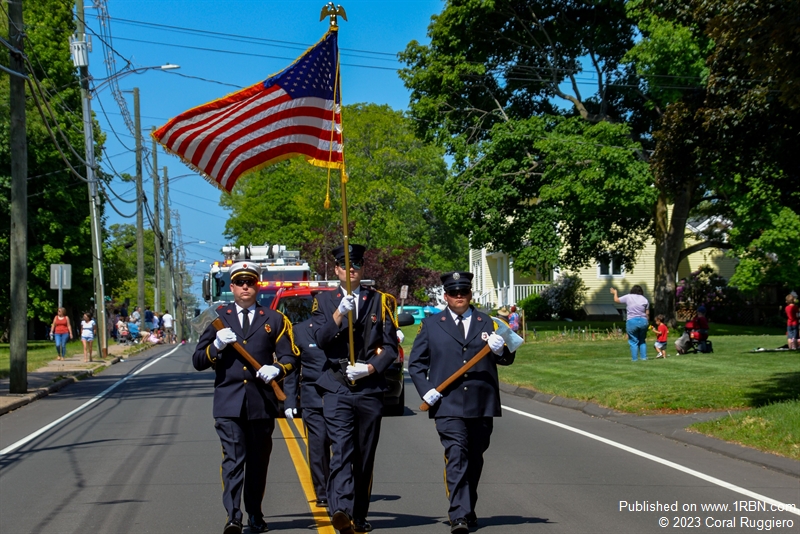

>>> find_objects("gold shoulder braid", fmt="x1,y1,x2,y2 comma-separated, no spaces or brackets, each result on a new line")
379,291,399,329
275,311,301,356
416,322,423,335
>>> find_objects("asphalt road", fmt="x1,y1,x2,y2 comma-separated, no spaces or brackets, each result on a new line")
1,344,798,534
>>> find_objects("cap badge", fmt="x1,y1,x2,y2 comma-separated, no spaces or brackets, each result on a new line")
243,263,248,268
453,272,460,280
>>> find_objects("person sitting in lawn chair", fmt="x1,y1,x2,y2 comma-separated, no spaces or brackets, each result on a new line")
127,320,142,344
675,306,712,354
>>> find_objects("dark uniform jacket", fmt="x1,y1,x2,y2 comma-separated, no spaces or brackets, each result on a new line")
283,321,329,410
312,285,398,395
193,302,298,419
408,305,515,418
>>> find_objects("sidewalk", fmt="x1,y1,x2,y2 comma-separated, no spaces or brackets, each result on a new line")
0,341,137,416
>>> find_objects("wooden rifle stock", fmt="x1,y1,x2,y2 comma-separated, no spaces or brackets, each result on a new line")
419,345,492,412
211,318,286,401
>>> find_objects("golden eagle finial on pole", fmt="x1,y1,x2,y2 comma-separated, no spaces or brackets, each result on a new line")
320,2,347,29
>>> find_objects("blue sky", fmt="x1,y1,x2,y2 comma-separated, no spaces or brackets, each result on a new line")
86,0,444,301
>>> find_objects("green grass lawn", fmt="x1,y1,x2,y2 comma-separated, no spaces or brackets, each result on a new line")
0,340,114,378
399,322,799,459
692,400,800,460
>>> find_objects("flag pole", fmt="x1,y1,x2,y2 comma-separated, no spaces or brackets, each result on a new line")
322,3,356,369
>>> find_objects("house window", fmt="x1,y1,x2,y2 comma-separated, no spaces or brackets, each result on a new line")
598,257,624,277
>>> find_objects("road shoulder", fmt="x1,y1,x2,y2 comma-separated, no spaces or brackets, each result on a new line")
500,382,800,478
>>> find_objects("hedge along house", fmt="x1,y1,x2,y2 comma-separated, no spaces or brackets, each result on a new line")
469,216,738,317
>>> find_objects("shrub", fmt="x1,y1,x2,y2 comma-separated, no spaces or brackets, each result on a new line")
540,273,587,320
519,293,552,320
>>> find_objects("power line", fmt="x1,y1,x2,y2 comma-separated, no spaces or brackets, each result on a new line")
110,16,399,58
111,36,400,72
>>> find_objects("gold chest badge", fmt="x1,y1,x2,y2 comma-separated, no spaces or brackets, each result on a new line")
264,323,272,334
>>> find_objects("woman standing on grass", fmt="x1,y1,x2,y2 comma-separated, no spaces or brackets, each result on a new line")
80,312,97,363
49,307,73,361
610,285,650,361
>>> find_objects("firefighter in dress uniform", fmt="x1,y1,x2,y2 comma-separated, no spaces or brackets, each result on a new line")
283,318,332,508
193,261,299,534
312,244,399,534
408,271,516,534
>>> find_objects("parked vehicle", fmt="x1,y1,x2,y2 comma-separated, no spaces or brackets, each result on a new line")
399,305,426,325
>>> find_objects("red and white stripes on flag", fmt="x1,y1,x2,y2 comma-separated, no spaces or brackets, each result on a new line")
153,30,343,193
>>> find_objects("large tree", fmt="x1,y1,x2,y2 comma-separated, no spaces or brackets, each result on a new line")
400,0,799,319
220,103,467,274
0,0,106,334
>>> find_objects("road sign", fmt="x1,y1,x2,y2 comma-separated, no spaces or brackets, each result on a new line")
399,285,408,300
50,264,72,290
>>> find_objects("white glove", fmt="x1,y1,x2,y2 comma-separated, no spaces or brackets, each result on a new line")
256,365,280,383
423,388,442,406
284,408,297,420
396,330,405,343
213,328,237,350
337,294,356,315
487,332,505,355
345,362,370,381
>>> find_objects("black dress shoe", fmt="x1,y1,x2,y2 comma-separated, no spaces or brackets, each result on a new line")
450,518,469,533
315,498,329,507
331,509,354,534
465,512,478,528
223,519,243,534
248,516,269,533
353,518,373,532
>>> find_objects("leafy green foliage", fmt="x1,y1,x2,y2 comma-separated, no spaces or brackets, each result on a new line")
220,103,466,273
539,273,587,320
0,0,107,328
518,293,551,321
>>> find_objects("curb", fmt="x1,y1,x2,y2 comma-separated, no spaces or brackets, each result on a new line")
499,382,800,478
0,356,124,417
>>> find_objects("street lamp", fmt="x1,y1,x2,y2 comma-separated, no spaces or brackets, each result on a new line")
70,20,180,357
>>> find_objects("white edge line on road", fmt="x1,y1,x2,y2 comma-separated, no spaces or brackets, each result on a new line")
502,404,800,517
0,345,183,457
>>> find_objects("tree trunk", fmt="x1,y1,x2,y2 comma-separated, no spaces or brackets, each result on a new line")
653,181,695,327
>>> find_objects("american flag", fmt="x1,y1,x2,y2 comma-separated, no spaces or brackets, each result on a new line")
153,31,343,193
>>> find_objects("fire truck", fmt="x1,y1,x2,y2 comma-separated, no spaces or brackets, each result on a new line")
201,244,313,308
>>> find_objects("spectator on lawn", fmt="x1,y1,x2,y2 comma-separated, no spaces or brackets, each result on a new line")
650,314,669,359
786,294,798,351
508,305,521,333
610,285,650,361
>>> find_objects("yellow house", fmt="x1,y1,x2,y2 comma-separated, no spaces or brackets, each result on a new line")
469,220,737,311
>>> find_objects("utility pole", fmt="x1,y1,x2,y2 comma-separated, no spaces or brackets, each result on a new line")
163,166,173,322
73,0,107,357
133,87,145,326
9,0,28,393
151,127,161,312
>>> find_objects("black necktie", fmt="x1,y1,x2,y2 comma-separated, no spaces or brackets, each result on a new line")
456,315,466,338
242,309,250,338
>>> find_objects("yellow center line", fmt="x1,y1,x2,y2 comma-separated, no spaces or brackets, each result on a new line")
277,417,336,533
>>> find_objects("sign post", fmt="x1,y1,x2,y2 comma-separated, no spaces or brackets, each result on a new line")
50,264,72,309
399,284,408,311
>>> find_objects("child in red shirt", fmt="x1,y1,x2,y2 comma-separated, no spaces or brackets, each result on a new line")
651,314,669,358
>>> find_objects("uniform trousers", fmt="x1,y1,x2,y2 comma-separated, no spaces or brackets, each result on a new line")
323,391,383,520
214,416,275,523
434,416,494,521
302,407,331,501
